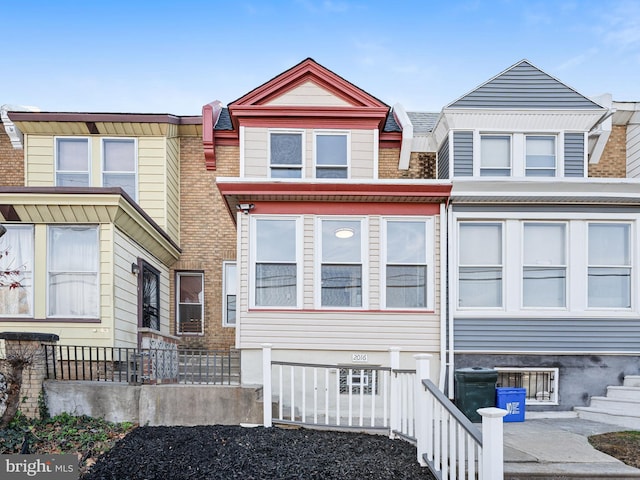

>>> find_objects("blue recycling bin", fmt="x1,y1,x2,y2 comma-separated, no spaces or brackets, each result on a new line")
496,387,526,422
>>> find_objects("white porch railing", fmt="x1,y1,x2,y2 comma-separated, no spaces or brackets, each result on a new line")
262,345,507,479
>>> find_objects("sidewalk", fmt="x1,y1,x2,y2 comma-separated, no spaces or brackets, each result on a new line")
503,415,640,479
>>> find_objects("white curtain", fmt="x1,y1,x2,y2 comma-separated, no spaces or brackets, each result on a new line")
0,225,33,316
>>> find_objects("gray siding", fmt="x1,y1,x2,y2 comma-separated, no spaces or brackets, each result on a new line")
453,131,473,177
454,317,640,352
564,133,585,177
448,61,604,109
437,138,450,179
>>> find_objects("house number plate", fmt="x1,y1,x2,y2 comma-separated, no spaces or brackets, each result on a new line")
352,353,368,363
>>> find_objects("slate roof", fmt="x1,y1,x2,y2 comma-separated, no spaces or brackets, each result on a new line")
407,112,439,134
215,108,233,130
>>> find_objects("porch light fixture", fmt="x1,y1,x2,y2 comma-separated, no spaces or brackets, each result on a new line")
236,203,255,215
334,227,354,239
131,262,140,275
0,224,6,238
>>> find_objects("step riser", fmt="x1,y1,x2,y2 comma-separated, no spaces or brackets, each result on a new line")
608,387,640,401
624,376,640,388
590,398,640,413
576,409,640,430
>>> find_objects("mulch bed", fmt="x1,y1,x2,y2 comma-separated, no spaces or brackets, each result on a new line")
589,431,640,469
83,425,436,479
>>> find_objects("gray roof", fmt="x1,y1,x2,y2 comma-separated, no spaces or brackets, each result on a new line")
383,111,402,132
215,108,233,130
407,112,439,134
447,60,605,110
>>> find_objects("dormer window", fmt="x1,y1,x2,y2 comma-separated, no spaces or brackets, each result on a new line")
270,131,303,178
526,136,556,177
315,132,348,179
480,135,511,176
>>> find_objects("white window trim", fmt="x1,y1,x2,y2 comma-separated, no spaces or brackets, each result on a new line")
525,134,558,177
54,136,91,187
381,217,434,310
46,225,99,319
314,216,369,310
454,212,638,317
313,130,350,179
100,137,138,201
176,271,204,335
249,215,303,309
0,224,34,318
268,129,305,179
477,133,512,177
222,261,236,327
495,367,559,405
520,221,568,310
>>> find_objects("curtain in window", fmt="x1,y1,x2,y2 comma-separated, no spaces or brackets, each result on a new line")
588,223,631,308
523,223,566,307
458,223,502,307
48,226,98,317
0,226,33,316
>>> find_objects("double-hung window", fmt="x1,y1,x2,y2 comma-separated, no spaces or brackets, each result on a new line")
526,136,556,177
315,133,348,178
0,225,34,317
384,220,429,309
223,262,236,326
176,272,204,334
320,219,363,308
588,223,631,308
458,223,503,308
56,138,90,187
254,218,298,307
270,132,303,178
523,223,566,307
480,135,511,176
47,226,99,318
103,138,137,199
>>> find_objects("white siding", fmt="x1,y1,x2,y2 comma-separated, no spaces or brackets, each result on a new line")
351,130,375,179
627,125,640,178
266,81,351,107
243,127,269,177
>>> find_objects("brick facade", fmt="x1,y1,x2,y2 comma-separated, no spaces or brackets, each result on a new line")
0,130,24,186
378,149,437,179
589,124,627,178
173,137,239,350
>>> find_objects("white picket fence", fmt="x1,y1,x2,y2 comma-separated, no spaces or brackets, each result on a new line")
262,345,507,480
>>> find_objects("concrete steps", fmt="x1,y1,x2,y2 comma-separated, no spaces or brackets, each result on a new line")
575,375,640,429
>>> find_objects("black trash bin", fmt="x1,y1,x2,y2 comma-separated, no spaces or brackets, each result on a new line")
454,367,498,423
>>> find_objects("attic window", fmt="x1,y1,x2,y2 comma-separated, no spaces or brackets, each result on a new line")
270,132,302,178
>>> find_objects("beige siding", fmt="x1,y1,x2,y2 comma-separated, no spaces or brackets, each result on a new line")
627,125,640,178
25,135,54,186
266,81,351,107
113,229,171,348
243,127,269,177
350,130,376,179
166,137,180,242
138,137,168,229
238,214,442,351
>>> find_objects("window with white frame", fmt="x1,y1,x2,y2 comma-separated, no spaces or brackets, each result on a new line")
270,132,303,178
526,136,556,177
47,226,99,318
384,219,429,309
458,223,503,308
176,272,204,334
523,223,566,308
254,219,298,307
56,138,90,187
480,135,511,176
0,225,34,317
588,223,631,308
320,219,363,308
315,133,348,178
103,138,137,199
223,262,236,326
496,368,559,405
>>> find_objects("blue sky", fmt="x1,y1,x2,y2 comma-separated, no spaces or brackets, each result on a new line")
3,0,639,115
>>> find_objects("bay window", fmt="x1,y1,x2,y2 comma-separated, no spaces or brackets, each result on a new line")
384,220,429,309
103,138,137,199
270,132,303,178
254,218,298,307
458,223,503,308
48,226,99,318
588,223,631,308
56,138,90,187
320,219,363,308
0,225,34,317
315,133,348,178
523,223,566,307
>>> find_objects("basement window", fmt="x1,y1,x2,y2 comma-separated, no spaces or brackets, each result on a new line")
495,367,558,405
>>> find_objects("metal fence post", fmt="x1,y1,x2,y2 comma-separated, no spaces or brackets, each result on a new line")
262,344,273,428
478,407,508,480
414,353,432,467
388,347,401,438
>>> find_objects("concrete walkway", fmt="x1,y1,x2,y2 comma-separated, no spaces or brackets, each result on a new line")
503,415,640,479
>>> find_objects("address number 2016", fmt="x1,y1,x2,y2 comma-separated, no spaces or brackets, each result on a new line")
352,353,368,362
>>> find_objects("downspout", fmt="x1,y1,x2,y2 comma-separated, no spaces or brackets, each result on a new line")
392,103,413,170
438,201,448,391
588,94,614,165
447,202,455,399
202,100,223,170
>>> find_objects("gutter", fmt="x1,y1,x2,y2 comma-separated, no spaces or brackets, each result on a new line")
1,104,40,149
587,94,614,165
392,103,413,170
438,202,448,392
202,100,223,170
